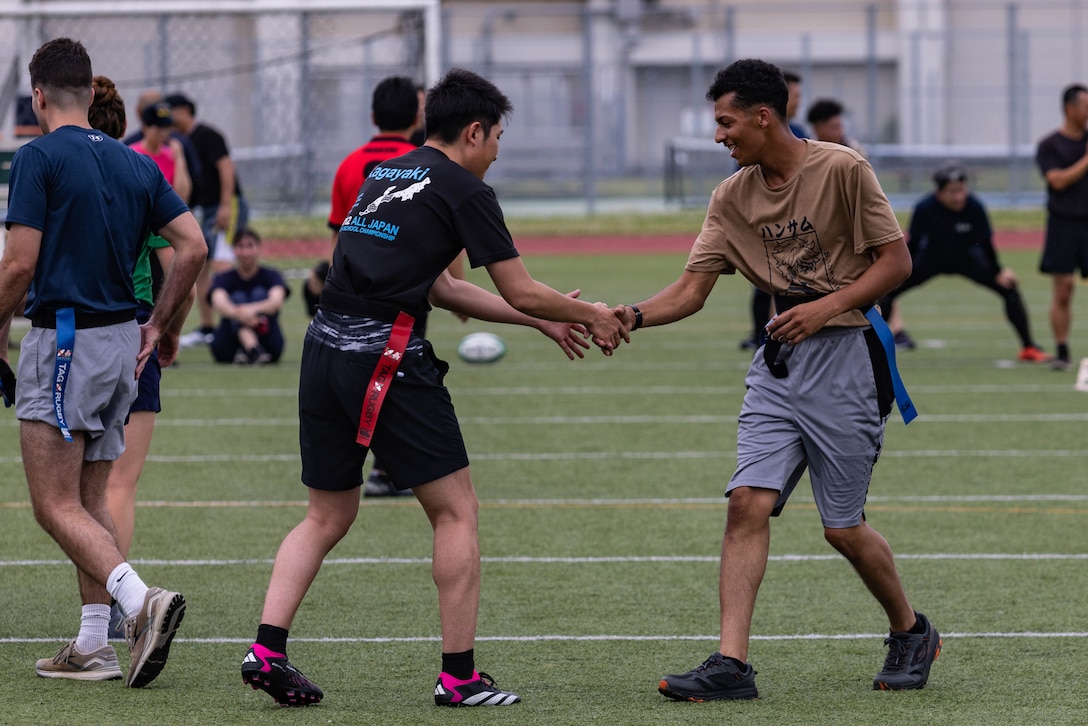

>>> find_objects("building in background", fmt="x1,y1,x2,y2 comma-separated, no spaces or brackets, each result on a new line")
0,0,1084,211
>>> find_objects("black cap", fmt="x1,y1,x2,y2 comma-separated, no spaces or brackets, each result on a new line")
164,92,195,114
141,102,173,128
933,161,968,189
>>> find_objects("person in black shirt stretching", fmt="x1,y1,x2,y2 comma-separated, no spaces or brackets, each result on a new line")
881,161,1049,363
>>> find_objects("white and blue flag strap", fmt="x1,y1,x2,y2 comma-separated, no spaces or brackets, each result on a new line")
865,307,917,425
52,307,75,442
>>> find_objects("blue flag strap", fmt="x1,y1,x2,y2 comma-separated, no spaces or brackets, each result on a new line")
52,307,75,442
865,307,917,425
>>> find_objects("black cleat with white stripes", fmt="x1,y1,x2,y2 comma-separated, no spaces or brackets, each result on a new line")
434,671,521,707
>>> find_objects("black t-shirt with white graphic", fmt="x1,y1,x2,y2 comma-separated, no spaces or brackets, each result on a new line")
321,145,518,319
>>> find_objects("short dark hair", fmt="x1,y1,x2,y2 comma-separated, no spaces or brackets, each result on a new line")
705,59,788,119
237,227,261,244
783,71,801,85
165,92,196,116
1062,83,1088,108
371,76,419,132
29,38,92,106
424,68,512,144
932,160,968,190
806,98,845,126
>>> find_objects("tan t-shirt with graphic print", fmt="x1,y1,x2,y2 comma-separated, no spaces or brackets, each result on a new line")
686,139,903,327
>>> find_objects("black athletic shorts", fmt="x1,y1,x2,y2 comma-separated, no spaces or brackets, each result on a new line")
1040,215,1088,277
298,311,469,491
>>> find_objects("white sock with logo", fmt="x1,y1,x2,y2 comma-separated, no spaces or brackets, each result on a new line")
74,603,111,653
106,563,150,618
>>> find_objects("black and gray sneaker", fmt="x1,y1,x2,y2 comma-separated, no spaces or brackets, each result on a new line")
873,611,942,690
242,644,324,707
658,652,758,701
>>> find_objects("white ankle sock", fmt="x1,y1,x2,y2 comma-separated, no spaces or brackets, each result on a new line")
74,603,111,652
106,563,149,618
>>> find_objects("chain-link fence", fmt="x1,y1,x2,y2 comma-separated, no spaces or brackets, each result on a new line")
1,1,1085,214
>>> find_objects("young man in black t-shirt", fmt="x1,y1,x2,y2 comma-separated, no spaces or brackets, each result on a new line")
241,68,627,709
167,93,249,349
1037,83,1088,370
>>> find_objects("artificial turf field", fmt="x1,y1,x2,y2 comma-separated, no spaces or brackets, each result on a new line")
2,246,1088,725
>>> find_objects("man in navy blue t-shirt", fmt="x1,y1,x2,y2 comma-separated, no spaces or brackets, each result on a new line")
0,38,206,688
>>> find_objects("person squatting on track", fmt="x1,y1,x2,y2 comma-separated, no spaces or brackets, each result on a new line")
611,58,941,702
240,68,627,708
0,38,206,688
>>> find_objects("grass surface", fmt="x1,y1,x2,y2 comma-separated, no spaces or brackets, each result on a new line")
2,247,1087,725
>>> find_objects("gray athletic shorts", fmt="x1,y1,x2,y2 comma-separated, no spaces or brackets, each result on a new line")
15,320,139,461
728,325,889,529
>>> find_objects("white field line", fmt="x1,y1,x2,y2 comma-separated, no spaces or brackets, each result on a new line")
3,552,1088,567
2,631,1088,645
3,411,1088,429
4,448,1088,464
147,383,1082,399
5,494,1088,510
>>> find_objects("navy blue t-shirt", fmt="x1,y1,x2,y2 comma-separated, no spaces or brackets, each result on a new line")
6,125,188,316
321,145,519,319
208,266,290,314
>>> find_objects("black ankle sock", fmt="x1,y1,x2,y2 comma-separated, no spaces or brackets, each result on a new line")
256,624,289,654
720,654,748,670
1058,343,1070,361
905,613,926,635
441,649,475,680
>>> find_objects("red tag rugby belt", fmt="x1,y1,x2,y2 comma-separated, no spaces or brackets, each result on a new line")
356,311,415,447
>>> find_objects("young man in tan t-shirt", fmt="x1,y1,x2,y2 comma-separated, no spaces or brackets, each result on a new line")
614,58,940,701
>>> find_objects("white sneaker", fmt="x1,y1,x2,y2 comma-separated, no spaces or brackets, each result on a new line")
179,329,213,348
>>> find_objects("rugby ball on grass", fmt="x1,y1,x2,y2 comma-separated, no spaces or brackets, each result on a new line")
457,332,506,364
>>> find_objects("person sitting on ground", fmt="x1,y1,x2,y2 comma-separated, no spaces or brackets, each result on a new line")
879,161,1050,362
208,227,289,365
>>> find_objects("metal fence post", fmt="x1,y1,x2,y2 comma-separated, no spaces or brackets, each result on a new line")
582,4,597,215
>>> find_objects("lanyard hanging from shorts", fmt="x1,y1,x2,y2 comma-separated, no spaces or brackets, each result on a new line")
52,307,75,442
764,296,917,425
864,307,917,424
356,311,416,447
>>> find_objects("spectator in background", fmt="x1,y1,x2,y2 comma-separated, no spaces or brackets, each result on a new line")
1036,83,1088,371
124,90,201,205
167,92,249,348
880,161,1050,363
783,71,806,139
130,102,191,207
209,227,289,365
807,98,866,156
